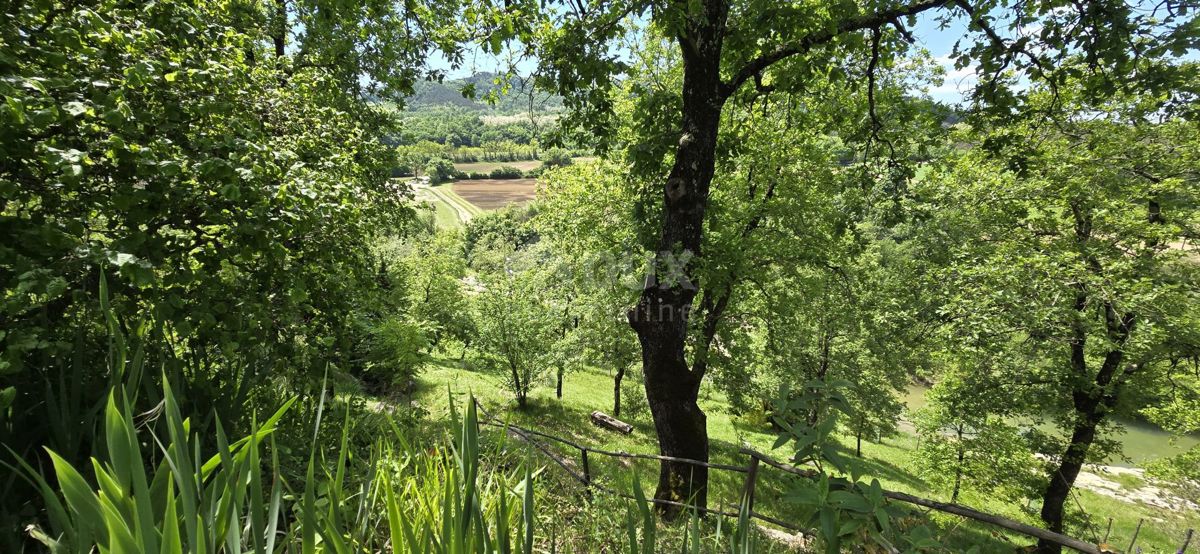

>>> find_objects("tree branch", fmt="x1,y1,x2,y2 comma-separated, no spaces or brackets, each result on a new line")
721,0,951,99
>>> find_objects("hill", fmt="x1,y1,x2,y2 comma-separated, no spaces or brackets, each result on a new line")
406,72,563,113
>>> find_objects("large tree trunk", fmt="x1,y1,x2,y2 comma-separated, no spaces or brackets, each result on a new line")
1036,408,1102,553
627,0,729,519
1037,206,1137,554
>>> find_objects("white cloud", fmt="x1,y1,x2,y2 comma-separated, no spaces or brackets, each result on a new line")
927,55,978,104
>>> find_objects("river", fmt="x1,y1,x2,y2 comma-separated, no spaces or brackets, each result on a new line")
901,384,1200,467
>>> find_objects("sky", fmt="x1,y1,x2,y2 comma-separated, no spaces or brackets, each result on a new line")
427,9,981,106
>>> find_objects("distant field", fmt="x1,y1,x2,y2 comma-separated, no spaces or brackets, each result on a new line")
452,178,538,210
453,157,596,175
453,160,543,173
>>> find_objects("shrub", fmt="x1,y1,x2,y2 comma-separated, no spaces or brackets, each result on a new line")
541,147,573,168
425,157,458,183
23,378,539,554
393,162,414,177
489,165,525,179
620,367,649,421
467,171,490,179
364,317,430,392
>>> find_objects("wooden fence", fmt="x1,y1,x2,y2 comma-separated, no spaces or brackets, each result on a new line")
474,402,1195,554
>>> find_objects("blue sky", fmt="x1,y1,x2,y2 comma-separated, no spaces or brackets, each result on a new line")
428,10,981,105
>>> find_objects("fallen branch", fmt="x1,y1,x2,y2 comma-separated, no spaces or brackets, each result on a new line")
590,411,634,434
739,448,1102,554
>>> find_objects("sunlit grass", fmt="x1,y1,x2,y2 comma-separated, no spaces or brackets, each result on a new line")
416,352,1200,553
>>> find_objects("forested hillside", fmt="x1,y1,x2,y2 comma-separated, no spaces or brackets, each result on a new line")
2,1,1198,554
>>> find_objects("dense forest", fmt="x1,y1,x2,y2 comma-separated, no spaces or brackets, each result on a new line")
2,0,1198,553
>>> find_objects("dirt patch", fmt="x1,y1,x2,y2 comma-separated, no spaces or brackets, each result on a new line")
1074,465,1198,512
452,178,538,210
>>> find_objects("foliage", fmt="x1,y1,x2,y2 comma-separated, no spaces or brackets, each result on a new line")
363,316,430,390
0,1,453,521
914,84,1200,537
912,368,1040,504
464,205,540,267
489,165,526,179
425,157,459,184
403,232,474,348
770,380,957,554
541,147,574,168
472,250,560,408
18,375,538,553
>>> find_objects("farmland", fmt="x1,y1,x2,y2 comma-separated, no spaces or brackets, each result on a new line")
451,178,539,210
452,159,544,173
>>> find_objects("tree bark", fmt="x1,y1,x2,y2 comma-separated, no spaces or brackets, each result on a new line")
627,0,728,519
1037,204,1136,554
613,364,626,418
273,0,287,59
952,427,965,504
556,366,563,399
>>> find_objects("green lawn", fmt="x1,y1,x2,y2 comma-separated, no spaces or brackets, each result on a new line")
417,184,482,229
412,353,1200,552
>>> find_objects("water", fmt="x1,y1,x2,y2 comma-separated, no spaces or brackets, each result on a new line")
900,384,1200,466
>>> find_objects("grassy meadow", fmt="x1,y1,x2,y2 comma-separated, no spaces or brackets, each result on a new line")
410,349,1200,553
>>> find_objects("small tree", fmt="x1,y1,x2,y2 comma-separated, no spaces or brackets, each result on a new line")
540,147,573,168
473,258,557,409
912,369,1039,504
407,232,473,348
363,317,431,393
424,157,458,184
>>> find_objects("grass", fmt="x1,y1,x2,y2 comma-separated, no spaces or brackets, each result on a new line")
427,193,466,229
414,352,1200,553
418,184,482,229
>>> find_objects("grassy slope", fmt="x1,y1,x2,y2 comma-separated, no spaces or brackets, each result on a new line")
417,184,482,229
413,354,1199,552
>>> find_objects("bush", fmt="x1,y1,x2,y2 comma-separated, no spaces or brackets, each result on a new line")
425,157,458,183
620,368,649,421
392,163,414,177
541,147,573,168
364,317,430,392
466,171,490,179
489,165,525,179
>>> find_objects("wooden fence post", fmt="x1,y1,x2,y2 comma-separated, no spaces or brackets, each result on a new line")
1128,518,1144,553
580,448,592,501
742,455,761,516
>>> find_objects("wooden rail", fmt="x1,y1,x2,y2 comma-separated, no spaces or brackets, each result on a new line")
471,401,1166,554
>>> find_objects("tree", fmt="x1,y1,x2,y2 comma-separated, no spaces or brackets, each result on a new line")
492,0,1194,516
473,247,559,409
541,147,574,168
425,157,458,184
0,0,482,536
912,365,1039,504
535,162,644,415
918,86,1199,550
405,232,474,349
